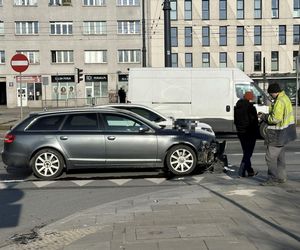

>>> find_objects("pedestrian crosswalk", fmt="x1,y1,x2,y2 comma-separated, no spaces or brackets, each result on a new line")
0,174,234,190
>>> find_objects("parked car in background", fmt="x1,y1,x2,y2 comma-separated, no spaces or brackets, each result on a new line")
101,104,215,137
2,107,225,180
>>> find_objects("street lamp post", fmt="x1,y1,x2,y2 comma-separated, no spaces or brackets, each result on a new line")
163,0,172,67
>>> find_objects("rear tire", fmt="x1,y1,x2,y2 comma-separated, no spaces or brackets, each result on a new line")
30,149,64,180
166,145,196,175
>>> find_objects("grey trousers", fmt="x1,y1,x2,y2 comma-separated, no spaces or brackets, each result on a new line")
265,145,286,181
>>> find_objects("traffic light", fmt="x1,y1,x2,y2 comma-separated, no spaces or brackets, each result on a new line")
76,68,83,83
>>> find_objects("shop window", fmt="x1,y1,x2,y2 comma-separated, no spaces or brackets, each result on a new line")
27,82,42,101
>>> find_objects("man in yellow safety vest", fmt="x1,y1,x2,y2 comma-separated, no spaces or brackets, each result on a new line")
258,83,297,186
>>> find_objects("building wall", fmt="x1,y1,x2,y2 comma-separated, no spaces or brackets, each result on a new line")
0,0,144,108
149,0,300,100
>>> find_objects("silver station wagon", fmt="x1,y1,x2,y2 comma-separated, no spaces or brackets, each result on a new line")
2,108,226,180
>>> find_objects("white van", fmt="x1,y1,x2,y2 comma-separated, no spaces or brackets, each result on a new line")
127,67,269,133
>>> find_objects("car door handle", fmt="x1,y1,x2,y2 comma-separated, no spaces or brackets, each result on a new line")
107,136,116,140
60,136,68,140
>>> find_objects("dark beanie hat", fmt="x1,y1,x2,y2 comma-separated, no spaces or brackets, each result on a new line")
267,83,281,94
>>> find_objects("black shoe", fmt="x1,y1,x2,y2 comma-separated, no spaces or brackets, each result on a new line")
248,171,258,177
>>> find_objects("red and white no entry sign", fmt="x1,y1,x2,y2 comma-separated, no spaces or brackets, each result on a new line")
10,54,29,73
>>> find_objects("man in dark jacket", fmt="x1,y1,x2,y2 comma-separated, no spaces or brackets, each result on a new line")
234,91,259,177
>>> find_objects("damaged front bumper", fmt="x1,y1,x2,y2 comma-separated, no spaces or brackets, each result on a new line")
197,140,228,169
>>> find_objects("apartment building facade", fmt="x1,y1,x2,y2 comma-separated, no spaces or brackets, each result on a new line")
0,0,147,108
1,0,300,108
149,0,300,102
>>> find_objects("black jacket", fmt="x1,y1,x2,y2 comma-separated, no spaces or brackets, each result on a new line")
234,99,259,134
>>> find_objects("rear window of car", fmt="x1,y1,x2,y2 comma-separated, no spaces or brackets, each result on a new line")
61,113,99,130
27,115,65,131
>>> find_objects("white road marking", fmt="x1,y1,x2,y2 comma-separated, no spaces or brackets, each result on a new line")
32,181,56,188
71,180,94,186
225,189,258,197
192,176,204,183
145,178,166,184
109,179,131,186
0,179,25,183
220,175,233,180
228,153,265,156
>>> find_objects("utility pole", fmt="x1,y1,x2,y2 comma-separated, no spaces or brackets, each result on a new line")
142,0,146,67
163,0,172,67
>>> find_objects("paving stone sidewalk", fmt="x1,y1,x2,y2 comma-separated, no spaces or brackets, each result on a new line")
2,175,300,250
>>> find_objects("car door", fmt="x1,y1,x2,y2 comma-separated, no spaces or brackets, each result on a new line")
58,112,106,168
101,112,158,167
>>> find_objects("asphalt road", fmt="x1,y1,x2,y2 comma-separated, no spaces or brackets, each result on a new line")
0,137,300,247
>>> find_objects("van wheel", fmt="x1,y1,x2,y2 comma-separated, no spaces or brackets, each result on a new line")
259,121,268,139
30,149,64,180
166,145,196,175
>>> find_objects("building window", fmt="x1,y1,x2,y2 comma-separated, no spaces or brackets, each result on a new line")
293,25,300,44
27,82,42,101
0,0,2,6
0,51,5,64
84,50,107,63
171,53,178,67
294,0,300,18
51,50,74,63
85,81,108,101
185,53,193,67
219,26,227,46
185,27,192,47
237,52,244,71
202,52,210,67
202,26,210,46
220,52,227,67
237,0,244,19
17,50,40,64
49,0,72,6
184,0,192,20
293,51,299,70
83,21,106,35
83,0,105,6
15,21,39,35
171,27,178,47
202,0,209,20
117,0,139,6
0,21,3,35
170,0,177,20
271,51,279,71
14,0,37,6
118,50,140,63
219,0,227,20
254,51,261,71
279,25,286,45
272,0,279,18
117,21,140,34
254,0,262,19
237,26,244,46
50,22,73,35
254,25,262,45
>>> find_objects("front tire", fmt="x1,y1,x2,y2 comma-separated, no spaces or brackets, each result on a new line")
166,145,196,175
30,149,64,180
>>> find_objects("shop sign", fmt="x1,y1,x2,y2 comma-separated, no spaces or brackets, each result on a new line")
51,75,75,83
118,74,128,82
16,75,41,83
85,75,108,82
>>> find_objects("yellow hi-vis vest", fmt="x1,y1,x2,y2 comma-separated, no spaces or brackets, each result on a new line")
266,91,297,146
